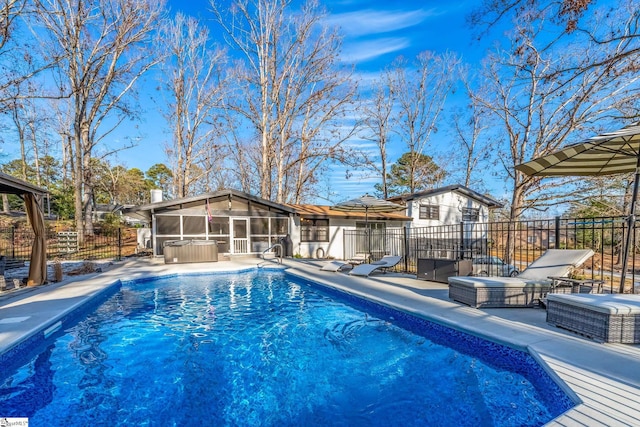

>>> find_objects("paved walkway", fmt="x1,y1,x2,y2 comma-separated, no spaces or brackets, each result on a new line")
1,257,639,426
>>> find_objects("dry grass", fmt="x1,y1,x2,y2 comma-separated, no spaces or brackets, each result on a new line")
66,262,98,276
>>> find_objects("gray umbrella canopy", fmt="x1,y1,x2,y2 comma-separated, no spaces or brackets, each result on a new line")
332,194,406,221
516,123,640,293
516,123,640,177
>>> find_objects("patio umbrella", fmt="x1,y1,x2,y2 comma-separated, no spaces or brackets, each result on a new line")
332,194,405,259
332,194,406,225
515,122,640,293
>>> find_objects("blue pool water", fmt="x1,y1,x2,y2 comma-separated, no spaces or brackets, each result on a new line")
0,270,573,426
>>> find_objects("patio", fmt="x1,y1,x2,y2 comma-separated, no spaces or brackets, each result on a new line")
0,257,639,425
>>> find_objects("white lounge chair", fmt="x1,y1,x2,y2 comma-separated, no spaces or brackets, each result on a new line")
349,256,403,277
347,253,370,265
320,260,353,272
320,253,369,272
448,249,595,308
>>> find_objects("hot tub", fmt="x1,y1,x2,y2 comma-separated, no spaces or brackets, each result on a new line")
163,239,219,264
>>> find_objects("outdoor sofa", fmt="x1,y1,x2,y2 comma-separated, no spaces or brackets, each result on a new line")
448,249,594,308
546,293,640,343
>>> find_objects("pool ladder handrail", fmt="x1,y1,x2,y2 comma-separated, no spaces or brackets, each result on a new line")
261,243,283,265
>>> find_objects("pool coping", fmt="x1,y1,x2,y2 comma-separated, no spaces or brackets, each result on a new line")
1,257,639,426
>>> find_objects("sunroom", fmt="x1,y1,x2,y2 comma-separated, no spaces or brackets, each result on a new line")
124,189,296,258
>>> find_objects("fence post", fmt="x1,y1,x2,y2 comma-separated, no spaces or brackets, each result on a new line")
459,222,465,259
11,226,15,259
117,228,122,261
403,226,409,272
555,216,560,249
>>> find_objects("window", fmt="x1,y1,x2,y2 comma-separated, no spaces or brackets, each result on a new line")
462,207,480,222
271,218,288,235
419,205,439,220
183,216,205,235
156,215,180,235
356,222,385,230
250,217,269,235
300,218,329,242
208,217,229,235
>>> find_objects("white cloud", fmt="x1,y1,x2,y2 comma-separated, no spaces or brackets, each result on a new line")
341,37,409,63
325,8,437,37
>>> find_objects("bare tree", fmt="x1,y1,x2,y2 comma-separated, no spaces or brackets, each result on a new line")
0,1,65,111
159,12,229,198
360,70,394,199
0,0,28,109
473,4,640,222
451,94,490,188
391,52,459,193
471,7,640,262
0,0,23,50
213,0,357,203
34,0,165,242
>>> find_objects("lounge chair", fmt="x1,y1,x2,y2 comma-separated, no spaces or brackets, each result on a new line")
347,253,370,265
320,260,353,272
320,253,370,272
349,255,403,277
448,249,594,308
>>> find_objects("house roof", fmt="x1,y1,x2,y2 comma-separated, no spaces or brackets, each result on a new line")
288,204,412,221
386,184,503,208
0,172,47,195
122,189,413,222
122,189,298,220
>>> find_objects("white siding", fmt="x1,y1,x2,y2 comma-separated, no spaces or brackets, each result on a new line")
408,192,490,228
290,219,405,260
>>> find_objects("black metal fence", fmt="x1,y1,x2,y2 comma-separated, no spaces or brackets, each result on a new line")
0,226,139,264
344,216,638,293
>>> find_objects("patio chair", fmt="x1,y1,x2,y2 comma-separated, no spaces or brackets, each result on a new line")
349,255,403,277
448,249,595,308
347,253,370,265
320,260,353,272
320,253,370,272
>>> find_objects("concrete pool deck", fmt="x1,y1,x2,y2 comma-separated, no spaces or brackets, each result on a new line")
1,257,639,426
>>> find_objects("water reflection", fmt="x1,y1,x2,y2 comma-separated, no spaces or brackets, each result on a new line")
0,345,55,417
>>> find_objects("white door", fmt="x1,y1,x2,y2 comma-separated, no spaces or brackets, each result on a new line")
232,218,249,254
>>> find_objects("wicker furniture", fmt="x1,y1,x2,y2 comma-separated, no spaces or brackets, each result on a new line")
448,249,594,308
448,277,550,308
546,294,640,343
548,276,605,294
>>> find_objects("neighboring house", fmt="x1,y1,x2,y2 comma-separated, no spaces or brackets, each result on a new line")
387,184,503,228
92,204,123,222
123,189,412,259
388,185,503,260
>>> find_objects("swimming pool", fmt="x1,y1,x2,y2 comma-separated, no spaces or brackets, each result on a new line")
0,270,573,426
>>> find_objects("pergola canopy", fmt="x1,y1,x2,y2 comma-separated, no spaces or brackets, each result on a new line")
0,172,48,195
0,172,48,285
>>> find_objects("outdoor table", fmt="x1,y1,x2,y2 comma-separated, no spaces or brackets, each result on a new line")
548,276,605,294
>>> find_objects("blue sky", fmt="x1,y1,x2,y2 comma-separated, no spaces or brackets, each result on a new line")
116,0,495,203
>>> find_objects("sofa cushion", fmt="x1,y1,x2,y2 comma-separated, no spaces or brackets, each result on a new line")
546,293,640,315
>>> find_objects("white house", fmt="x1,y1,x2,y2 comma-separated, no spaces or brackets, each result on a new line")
287,204,410,260
387,184,503,228
122,189,411,260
